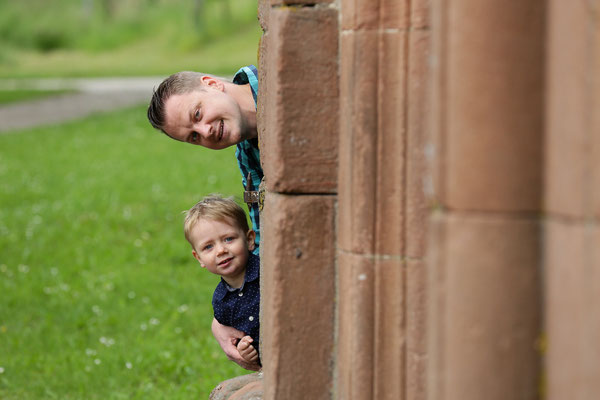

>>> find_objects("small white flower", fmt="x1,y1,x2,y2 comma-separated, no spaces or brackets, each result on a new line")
125,362,132,369
50,267,59,276
85,348,97,356
0,367,4,374
177,304,189,313
94,359,101,365
99,337,115,347
18,264,29,273
128,291,136,299
140,323,147,331
92,305,102,315
149,318,159,326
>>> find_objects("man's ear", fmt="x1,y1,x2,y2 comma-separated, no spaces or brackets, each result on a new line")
200,76,224,91
192,250,205,268
246,230,257,251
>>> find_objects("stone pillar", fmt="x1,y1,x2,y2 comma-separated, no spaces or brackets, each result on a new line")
337,1,430,399
544,1,600,398
426,1,545,399
259,1,339,400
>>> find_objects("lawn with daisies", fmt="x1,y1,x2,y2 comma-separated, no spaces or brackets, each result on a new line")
0,105,251,399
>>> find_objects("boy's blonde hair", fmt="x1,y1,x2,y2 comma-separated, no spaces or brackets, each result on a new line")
184,195,250,248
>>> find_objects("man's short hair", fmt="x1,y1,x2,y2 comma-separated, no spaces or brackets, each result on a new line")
184,195,250,249
147,71,205,133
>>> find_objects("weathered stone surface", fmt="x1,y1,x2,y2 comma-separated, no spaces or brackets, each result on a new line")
545,219,600,399
544,0,598,219
209,373,263,400
432,0,545,212
337,251,406,400
261,7,339,194
341,0,408,30
262,193,335,400
427,213,541,400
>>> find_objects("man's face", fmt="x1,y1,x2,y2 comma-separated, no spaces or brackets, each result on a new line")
190,217,255,287
163,85,249,150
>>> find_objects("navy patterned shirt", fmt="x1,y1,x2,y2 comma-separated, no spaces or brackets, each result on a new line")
212,252,261,355
233,65,262,255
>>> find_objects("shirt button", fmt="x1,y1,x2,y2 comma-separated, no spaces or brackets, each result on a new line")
238,292,243,297
249,316,254,321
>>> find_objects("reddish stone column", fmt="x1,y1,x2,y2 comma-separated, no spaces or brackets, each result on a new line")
426,1,545,399
544,0,600,398
337,1,430,399
259,2,338,400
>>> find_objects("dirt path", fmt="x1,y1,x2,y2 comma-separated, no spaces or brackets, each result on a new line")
0,77,165,133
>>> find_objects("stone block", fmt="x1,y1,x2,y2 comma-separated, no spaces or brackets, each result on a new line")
544,219,600,399
337,252,406,400
544,0,595,219
427,212,541,400
261,193,335,400
261,7,339,194
337,251,376,400
210,373,263,400
258,0,269,31
411,0,430,29
271,0,333,5
338,30,379,254
436,1,545,212
406,29,431,259
341,0,408,31
338,30,408,256
407,260,426,356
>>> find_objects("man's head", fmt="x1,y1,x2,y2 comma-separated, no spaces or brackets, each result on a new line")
148,71,255,150
184,195,255,287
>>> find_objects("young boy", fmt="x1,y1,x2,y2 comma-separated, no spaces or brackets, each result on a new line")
184,195,260,367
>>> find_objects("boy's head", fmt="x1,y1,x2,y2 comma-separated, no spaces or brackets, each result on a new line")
184,195,255,287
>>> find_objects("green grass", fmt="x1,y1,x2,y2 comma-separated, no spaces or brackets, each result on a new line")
0,90,73,104
0,106,252,399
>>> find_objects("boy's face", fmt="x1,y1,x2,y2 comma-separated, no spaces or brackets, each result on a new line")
190,217,256,287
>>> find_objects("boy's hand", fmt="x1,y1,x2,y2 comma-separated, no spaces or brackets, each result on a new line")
237,335,259,363
211,318,260,371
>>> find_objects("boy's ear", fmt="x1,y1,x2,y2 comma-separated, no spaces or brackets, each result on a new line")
200,76,224,91
192,250,205,268
246,230,256,251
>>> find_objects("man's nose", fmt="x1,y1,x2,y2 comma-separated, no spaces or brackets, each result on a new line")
195,121,213,139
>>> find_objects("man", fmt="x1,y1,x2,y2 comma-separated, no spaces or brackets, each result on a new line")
147,66,262,371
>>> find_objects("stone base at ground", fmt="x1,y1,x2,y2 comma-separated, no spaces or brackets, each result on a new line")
209,372,263,400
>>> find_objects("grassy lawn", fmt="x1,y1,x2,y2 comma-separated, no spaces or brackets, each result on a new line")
0,105,251,399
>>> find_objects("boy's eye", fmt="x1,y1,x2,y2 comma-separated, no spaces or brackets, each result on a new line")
224,237,234,242
202,244,213,251
194,110,201,120
191,132,198,142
